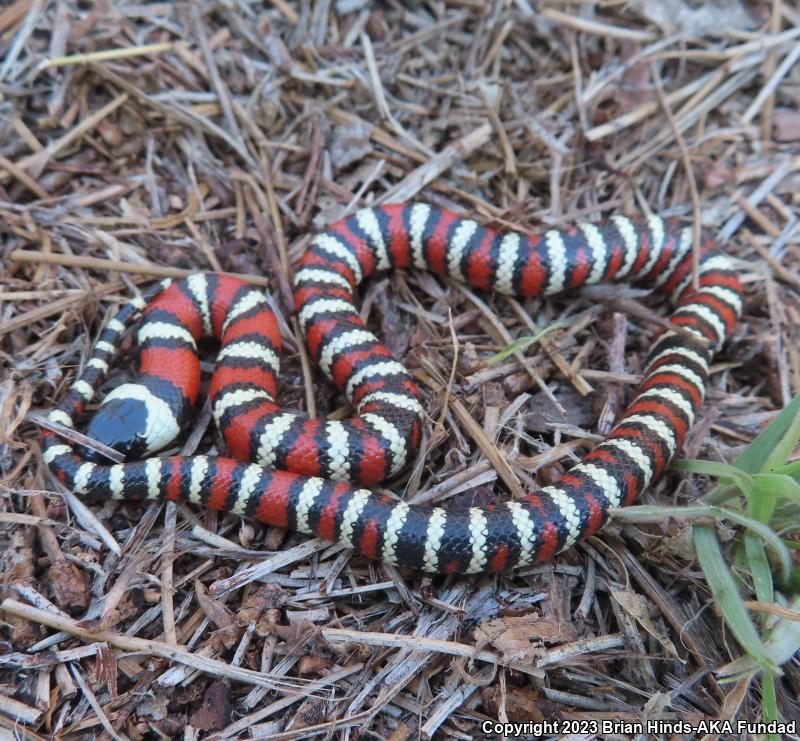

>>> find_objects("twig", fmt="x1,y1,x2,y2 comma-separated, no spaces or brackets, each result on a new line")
541,7,658,41
0,94,129,182
40,42,173,68
378,123,492,204
718,156,800,243
0,599,315,691
651,60,701,290
9,249,269,285
69,663,126,741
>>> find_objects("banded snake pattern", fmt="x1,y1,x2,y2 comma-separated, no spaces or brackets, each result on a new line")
42,203,743,574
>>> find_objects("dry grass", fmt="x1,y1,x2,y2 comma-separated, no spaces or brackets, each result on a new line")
1,1,800,738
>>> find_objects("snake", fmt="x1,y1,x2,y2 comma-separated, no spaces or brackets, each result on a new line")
42,203,743,574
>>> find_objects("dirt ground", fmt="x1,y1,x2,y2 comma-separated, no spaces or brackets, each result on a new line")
1,1,800,739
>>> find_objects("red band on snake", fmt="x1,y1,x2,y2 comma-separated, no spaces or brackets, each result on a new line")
42,203,743,574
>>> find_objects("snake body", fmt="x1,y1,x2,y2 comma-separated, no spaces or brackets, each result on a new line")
42,203,742,573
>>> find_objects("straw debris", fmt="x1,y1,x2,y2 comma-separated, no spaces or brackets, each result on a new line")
1,1,799,738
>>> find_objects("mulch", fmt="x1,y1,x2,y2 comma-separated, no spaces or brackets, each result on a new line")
1,1,799,738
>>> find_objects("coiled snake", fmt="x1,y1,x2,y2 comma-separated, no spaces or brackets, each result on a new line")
42,203,742,574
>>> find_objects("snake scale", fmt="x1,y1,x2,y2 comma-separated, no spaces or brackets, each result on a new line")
42,203,743,574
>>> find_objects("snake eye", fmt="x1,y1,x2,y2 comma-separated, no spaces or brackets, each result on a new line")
83,396,150,461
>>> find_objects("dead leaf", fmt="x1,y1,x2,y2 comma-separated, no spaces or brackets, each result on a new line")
47,560,90,612
188,681,231,731
330,118,373,169
658,524,697,561
524,387,597,434
136,694,168,721
610,586,679,659
482,685,547,723
474,612,574,664
195,580,234,629
297,655,333,676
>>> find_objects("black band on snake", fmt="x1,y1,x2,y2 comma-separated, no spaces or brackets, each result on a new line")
42,203,743,574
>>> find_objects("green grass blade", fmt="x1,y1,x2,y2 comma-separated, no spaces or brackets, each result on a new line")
692,524,777,673
750,474,800,528
753,473,800,506
773,460,800,478
613,504,791,582
744,533,774,608
734,393,800,474
762,671,779,741
673,459,756,500
487,323,561,365
763,398,800,474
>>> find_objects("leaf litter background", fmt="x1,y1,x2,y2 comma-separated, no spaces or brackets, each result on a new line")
1,0,800,738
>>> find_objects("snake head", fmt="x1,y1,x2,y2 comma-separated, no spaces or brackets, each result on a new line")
83,382,181,461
